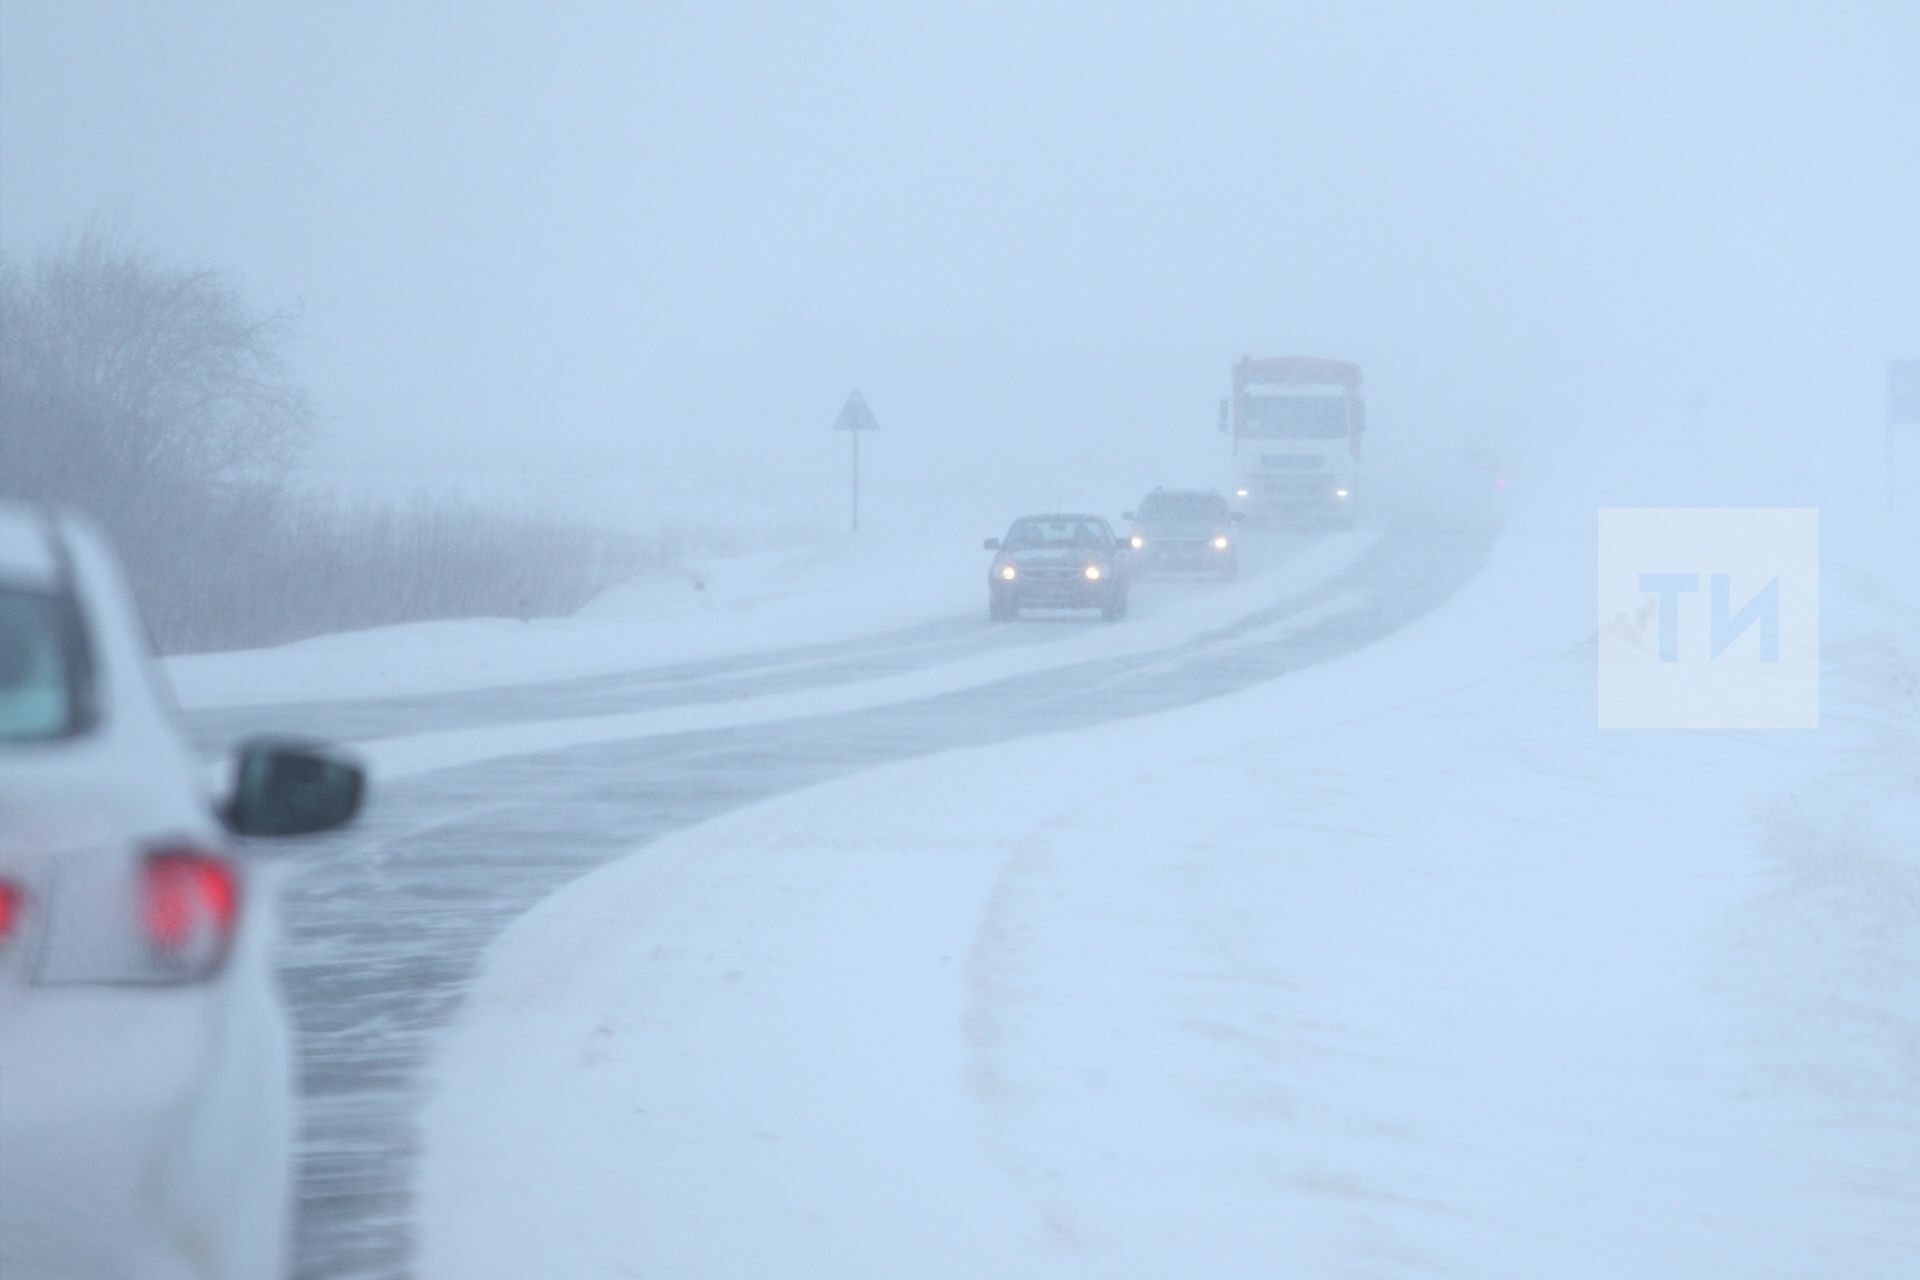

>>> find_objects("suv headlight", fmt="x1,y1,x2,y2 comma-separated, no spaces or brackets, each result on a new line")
998,564,1017,581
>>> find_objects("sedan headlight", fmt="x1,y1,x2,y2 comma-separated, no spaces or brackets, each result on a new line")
998,564,1017,581
1084,565,1103,581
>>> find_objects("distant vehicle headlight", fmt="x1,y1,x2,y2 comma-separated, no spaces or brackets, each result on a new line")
1084,565,1103,581
1235,487,1249,497
1212,535,1230,550
999,564,1017,581
1130,534,1144,549
1334,487,1350,498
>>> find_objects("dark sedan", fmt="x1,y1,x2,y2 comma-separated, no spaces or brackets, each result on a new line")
984,514,1130,621
1124,488,1241,578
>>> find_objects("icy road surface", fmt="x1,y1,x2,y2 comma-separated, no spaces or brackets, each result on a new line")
412,511,1920,1280
186,521,1490,1280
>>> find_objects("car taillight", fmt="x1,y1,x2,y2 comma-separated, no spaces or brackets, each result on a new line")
0,880,23,941
141,849,239,973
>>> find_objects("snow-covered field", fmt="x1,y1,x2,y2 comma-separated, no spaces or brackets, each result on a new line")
165,455,1249,711
166,534,986,709
408,501,1920,1278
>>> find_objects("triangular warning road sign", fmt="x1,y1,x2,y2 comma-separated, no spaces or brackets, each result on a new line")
832,390,881,432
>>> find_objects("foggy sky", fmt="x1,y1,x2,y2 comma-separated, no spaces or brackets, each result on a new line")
3,1,1916,488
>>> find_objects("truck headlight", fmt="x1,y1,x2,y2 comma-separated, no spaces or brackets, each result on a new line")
1084,565,1103,581
999,564,1017,581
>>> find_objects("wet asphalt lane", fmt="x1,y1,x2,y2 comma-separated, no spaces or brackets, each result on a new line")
187,520,1492,1279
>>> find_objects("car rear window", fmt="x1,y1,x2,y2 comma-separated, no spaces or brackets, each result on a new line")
0,587,81,742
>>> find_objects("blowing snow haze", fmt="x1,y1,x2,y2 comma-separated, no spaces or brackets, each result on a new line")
3,1,1914,497
5,6,1920,1280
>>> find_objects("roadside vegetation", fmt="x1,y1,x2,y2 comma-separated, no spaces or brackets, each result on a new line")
0,229,655,653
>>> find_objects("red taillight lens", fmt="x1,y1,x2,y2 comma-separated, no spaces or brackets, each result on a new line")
0,880,23,941
141,850,239,966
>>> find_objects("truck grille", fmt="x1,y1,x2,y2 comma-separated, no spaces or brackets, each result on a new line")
1255,476,1334,501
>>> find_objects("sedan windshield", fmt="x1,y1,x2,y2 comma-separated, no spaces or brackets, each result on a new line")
0,587,79,742
1003,519,1108,550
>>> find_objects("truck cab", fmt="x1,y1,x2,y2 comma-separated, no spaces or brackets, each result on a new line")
1221,356,1365,525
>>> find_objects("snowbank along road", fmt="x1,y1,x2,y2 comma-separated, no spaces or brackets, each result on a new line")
185,518,1491,1279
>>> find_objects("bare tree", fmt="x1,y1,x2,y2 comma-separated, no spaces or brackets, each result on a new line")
1,227,649,653
0,228,313,513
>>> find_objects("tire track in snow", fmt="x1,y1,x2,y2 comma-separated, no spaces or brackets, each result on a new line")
190,519,1492,1279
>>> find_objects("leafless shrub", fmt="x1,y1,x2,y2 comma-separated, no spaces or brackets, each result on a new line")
137,493,667,654
2,229,665,654
0,227,312,510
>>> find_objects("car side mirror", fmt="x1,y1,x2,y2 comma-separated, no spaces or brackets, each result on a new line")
225,739,366,837
983,538,1000,551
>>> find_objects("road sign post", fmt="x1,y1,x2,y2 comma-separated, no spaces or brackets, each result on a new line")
831,390,880,532
1890,360,1919,510
1893,360,1920,425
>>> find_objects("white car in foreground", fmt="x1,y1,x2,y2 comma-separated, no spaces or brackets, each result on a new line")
0,502,365,1280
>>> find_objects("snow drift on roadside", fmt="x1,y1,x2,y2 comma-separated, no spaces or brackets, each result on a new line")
164,534,987,708
412,505,1920,1278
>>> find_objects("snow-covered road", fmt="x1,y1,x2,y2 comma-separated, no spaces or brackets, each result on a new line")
408,512,1920,1280
186,520,1489,1279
